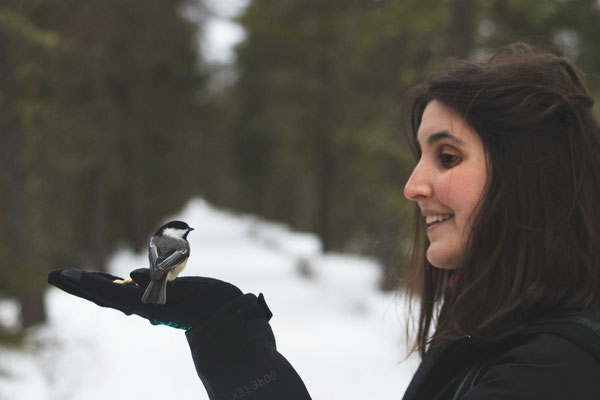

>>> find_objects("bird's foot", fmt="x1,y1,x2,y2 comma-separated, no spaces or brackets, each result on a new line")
113,279,138,286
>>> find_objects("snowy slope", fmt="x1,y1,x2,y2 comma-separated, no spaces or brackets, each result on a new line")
0,199,419,400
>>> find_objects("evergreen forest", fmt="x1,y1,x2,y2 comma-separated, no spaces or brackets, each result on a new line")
1,0,599,340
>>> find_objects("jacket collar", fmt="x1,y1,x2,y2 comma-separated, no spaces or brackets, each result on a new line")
402,308,600,400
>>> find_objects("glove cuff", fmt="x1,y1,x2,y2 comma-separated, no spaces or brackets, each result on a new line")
185,293,275,357
185,293,313,400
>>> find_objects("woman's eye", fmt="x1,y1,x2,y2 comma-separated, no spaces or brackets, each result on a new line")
440,153,460,168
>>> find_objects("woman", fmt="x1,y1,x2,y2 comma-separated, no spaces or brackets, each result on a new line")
402,44,600,399
48,45,600,399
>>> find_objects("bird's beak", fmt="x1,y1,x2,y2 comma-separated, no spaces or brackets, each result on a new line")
189,228,195,231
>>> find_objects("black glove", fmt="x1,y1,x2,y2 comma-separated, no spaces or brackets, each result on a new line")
47,268,312,400
47,268,244,331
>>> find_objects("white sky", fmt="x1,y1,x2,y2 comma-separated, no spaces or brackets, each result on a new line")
202,0,248,63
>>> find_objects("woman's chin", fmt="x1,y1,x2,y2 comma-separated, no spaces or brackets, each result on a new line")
426,246,459,270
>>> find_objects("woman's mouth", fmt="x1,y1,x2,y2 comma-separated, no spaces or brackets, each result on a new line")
426,214,454,228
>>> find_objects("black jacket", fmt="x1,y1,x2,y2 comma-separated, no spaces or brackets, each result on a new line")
402,309,600,400
186,294,600,400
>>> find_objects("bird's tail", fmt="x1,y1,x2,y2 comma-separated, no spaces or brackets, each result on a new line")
141,279,167,305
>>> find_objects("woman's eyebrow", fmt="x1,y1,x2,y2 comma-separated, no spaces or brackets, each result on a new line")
427,131,465,147
416,130,465,152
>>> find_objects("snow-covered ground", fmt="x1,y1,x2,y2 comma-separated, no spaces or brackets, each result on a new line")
0,199,420,399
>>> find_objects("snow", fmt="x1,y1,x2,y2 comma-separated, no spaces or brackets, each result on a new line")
0,199,420,399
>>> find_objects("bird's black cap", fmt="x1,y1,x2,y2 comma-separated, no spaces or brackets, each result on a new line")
155,220,193,235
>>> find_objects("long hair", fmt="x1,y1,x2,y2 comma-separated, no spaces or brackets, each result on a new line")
405,44,600,356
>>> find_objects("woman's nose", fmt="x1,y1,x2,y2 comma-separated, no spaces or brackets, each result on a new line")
404,162,432,201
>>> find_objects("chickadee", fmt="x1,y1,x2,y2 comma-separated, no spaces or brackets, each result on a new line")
141,220,194,305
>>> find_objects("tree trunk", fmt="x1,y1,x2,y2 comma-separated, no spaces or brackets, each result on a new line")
314,24,336,252
15,289,47,329
87,40,110,272
315,58,335,251
89,168,109,272
123,84,147,249
316,127,334,251
0,36,47,326
449,0,474,57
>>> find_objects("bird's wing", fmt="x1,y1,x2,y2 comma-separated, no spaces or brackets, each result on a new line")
155,248,189,272
148,241,160,268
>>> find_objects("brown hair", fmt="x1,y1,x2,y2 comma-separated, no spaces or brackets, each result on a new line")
405,44,600,356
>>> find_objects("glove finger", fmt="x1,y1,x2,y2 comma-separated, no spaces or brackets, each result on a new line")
60,269,147,315
49,269,125,288
48,269,67,287
94,272,126,281
48,269,116,308
130,268,151,288
159,276,243,315
171,276,243,299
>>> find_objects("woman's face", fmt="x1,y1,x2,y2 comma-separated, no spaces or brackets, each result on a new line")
404,100,488,270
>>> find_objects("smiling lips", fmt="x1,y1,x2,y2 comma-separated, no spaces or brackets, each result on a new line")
425,214,454,228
